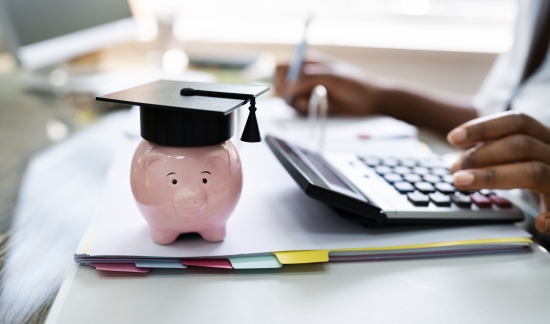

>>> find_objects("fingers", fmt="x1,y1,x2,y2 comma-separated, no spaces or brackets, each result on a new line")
274,64,289,97
274,59,332,97
535,212,550,234
293,97,308,114
277,61,376,115
535,195,550,234
290,73,339,101
450,134,550,173
453,161,550,194
288,72,341,114
447,111,550,147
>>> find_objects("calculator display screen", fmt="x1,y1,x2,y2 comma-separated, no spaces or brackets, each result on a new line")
272,136,365,201
300,150,355,194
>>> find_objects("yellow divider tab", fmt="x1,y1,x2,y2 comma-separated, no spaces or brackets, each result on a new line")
274,250,329,264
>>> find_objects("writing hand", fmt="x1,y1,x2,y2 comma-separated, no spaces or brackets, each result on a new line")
274,59,387,116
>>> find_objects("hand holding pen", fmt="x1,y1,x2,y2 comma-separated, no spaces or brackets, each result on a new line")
274,15,389,116
274,51,477,137
275,55,388,116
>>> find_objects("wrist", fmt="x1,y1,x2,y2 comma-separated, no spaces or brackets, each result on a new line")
371,83,399,117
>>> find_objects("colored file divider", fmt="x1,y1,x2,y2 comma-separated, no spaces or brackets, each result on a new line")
330,246,530,262
90,263,150,273
330,242,530,256
274,250,329,264
181,259,233,269
229,255,282,269
330,237,533,252
85,237,534,272
135,260,187,269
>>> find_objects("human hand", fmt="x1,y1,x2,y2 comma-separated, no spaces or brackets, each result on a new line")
274,58,388,116
447,111,550,234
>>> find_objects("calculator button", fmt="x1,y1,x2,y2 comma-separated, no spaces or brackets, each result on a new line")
422,174,440,183
399,158,418,167
414,182,436,193
429,192,451,207
470,193,492,207
374,166,392,174
450,192,472,207
489,194,512,208
381,158,399,167
412,167,430,175
480,189,494,195
393,166,411,175
435,182,456,194
431,168,450,176
384,173,403,183
441,175,454,184
393,181,415,193
407,192,430,206
419,158,447,168
362,157,380,167
404,174,422,183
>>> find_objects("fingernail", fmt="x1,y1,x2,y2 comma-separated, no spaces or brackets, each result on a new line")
453,171,475,186
447,128,467,144
545,218,550,232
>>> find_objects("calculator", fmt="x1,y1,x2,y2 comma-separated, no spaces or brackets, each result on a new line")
266,135,524,226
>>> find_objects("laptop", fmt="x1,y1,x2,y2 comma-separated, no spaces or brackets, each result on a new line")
265,135,524,226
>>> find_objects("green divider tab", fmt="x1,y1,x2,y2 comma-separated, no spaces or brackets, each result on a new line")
229,254,283,269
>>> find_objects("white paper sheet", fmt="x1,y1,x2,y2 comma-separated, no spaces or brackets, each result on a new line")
81,139,530,259
246,98,422,153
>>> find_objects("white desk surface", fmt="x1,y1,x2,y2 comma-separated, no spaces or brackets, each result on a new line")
49,246,550,324
41,103,550,324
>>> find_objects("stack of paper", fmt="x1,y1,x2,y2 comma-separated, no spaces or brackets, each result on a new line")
74,139,531,273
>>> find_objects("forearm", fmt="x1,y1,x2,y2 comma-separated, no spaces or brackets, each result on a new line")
377,85,478,136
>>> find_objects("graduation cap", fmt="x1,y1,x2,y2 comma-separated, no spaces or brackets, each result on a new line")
96,80,269,147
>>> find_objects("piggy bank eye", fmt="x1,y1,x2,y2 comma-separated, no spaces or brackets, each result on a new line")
172,179,177,185
202,178,207,184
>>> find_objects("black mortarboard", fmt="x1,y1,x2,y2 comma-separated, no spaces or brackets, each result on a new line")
96,80,269,147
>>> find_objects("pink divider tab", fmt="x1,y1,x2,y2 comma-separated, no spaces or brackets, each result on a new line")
180,259,233,269
90,263,150,273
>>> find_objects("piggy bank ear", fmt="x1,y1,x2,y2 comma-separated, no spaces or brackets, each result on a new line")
208,149,230,163
142,153,164,169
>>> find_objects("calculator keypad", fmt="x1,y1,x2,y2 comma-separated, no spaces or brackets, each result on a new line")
403,174,422,183
359,155,512,209
394,181,415,193
407,192,430,206
384,173,403,183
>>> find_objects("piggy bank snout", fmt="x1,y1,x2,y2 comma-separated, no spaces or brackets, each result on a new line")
173,185,207,214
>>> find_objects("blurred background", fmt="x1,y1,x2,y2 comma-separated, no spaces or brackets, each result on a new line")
0,0,519,226
0,0,518,235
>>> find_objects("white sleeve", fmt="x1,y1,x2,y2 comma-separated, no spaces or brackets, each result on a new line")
474,0,539,117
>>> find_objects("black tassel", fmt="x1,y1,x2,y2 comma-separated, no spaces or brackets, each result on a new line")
241,98,261,142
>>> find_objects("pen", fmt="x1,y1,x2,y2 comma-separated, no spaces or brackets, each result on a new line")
284,16,312,104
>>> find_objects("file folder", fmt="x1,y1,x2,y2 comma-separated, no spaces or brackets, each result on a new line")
74,139,532,273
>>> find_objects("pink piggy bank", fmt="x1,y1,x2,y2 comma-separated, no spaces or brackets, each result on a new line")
130,139,243,244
